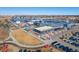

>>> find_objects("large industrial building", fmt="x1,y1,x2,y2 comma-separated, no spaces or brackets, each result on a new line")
33,26,64,34
33,26,53,33
0,15,79,52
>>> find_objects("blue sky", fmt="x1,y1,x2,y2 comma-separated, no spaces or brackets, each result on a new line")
0,7,79,15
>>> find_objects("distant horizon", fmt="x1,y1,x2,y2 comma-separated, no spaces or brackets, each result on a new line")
0,14,79,16
0,7,79,15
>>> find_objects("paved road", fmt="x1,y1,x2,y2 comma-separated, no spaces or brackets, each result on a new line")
0,29,48,48
0,21,79,51
49,27,79,51
0,27,79,49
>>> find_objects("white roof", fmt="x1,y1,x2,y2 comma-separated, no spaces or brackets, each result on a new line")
16,21,20,24
35,26,53,32
27,22,33,25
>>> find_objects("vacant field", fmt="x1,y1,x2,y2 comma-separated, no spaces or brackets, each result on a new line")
0,28,8,40
12,29,41,45
8,44,19,52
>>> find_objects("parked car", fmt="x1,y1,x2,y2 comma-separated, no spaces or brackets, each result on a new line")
54,43,61,48
36,50,41,52
63,47,69,52
23,49,27,52
74,49,78,52
68,48,73,52
19,49,22,52
75,44,79,47
51,41,58,45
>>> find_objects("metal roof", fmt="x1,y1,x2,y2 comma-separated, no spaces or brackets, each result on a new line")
35,26,53,32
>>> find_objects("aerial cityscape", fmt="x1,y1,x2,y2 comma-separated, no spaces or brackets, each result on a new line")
0,8,79,52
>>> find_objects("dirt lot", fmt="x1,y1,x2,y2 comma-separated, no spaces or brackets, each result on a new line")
12,29,41,45
7,44,19,52
0,28,8,40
